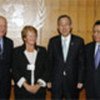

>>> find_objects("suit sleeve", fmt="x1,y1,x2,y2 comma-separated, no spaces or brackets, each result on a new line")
12,49,26,86
39,48,49,81
9,40,14,70
36,48,50,87
78,39,85,83
47,39,54,82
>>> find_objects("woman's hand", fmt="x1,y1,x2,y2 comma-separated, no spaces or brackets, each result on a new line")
23,82,41,94
32,84,41,94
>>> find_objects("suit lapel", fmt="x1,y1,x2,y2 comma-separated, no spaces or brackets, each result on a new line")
58,36,64,62
65,35,74,63
3,37,7,58
91,42,96,69
34,48,40,66
18,45,30,65
22,51,29,64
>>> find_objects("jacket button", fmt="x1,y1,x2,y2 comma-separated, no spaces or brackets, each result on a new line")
63,71,67,76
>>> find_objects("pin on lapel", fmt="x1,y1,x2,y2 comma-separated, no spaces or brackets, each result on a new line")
71,42,74,46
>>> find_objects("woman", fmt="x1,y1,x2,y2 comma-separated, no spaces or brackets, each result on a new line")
12,26,48,100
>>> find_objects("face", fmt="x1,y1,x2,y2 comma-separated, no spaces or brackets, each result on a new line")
0,18,7,38
93,25,100,43
58,17,72,37
24,31,37,46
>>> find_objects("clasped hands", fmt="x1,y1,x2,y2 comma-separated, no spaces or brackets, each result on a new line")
23,81,41,94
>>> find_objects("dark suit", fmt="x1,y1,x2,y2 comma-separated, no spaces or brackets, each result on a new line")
12,45,48,100
0,37,13,99
85,42,100,99
48,34,85,99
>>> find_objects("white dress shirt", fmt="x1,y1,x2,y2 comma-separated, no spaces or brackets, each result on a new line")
61,34,71,62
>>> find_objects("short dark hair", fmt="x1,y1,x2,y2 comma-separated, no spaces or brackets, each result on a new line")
93,20,100,27
57,14,72,25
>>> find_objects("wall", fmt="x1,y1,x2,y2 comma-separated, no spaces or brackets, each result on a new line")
41,0,100,47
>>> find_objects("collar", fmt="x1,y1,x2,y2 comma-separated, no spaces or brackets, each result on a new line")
96,42,100,47
61,34,71,41
0,38,3,45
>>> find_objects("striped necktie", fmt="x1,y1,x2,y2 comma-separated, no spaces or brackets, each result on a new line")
95,45,100,69
0,43,2,54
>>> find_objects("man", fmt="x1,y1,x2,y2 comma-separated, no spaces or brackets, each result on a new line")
0,16,13,99
47,15,85,99
85,20,100,99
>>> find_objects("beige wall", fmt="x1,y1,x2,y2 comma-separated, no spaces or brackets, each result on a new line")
41,0,100,47
0,0,100,47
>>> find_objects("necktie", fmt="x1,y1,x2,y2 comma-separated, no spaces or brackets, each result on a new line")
0,43,1,53
0,40,3,59
95,45,100,69
0,43,2,59
63,39,67,62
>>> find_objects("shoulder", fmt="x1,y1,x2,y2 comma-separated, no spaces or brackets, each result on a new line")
85,42,95,49
71,34,85,46
49,35,60,43
85,42,95,56
72,34,84,42
37,46,46,52
37,46,47,57
14,45,24,53
4,36,13,44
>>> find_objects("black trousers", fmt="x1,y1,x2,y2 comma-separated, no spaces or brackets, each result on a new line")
52,77,79,100
0,78,11,100
86,86,100,100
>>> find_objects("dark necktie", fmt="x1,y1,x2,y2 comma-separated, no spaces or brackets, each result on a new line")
95,45,100,69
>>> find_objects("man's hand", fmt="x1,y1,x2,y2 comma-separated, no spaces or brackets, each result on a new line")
23,82,41,94
77,83,83,89
47,82,52,89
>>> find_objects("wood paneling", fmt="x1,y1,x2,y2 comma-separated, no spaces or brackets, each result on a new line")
41,0,100,46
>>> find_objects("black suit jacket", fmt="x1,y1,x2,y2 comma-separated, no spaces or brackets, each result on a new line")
0,36,13,99
85,42,100,98
0,36,13,80
48,34,85,88
12,45,48,86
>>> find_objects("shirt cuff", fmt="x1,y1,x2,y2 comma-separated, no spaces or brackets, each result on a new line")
17,77,26,88
37,79,46,87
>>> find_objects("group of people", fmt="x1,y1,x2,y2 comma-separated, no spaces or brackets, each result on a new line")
0,14,100,100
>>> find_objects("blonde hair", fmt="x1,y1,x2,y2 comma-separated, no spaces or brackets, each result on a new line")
21,25,37,42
